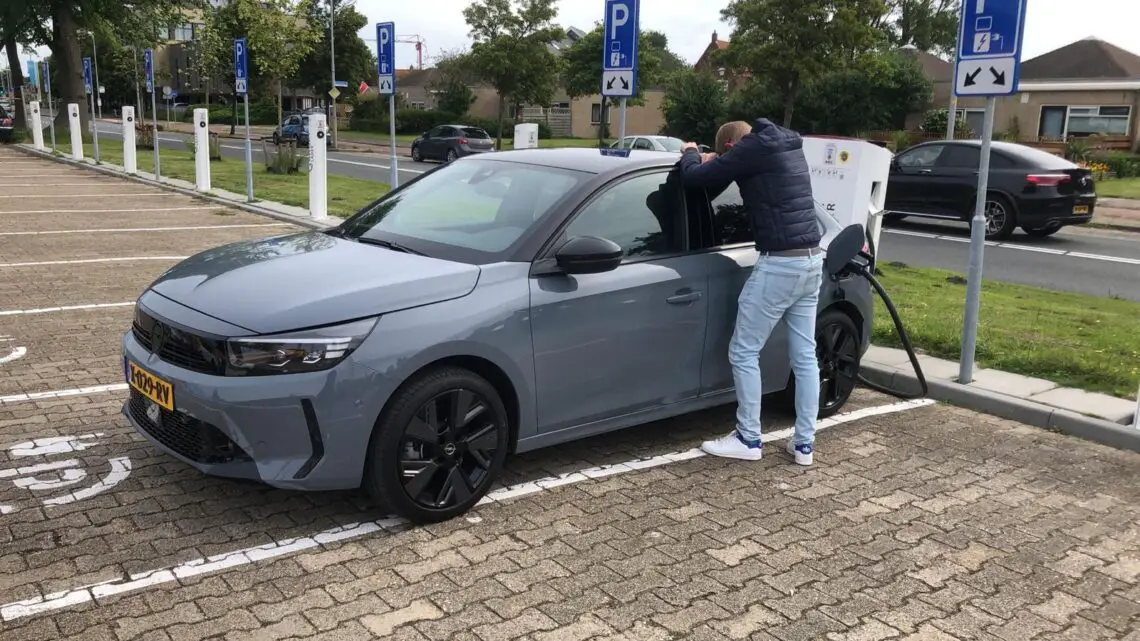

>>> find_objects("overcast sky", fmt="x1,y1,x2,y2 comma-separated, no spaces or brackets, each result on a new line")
9,0,1139,73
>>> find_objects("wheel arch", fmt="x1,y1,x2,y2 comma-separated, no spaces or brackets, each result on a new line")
825,299,869,354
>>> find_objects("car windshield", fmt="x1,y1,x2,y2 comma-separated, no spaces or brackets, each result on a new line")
336,158,591,259
461,127,490,139
656,137,686,152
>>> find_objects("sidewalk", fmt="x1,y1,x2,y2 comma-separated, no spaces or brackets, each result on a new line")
862,345,1140,450
1095,200,1140,231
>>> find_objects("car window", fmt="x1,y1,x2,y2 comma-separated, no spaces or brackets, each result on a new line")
425,126,445,138
657,137,686,152
938,145,979,168
461,127,490,139
1003,144,1077,170
896,144,944,168
562,172,686,259
616,137,635,149
338,159,589,258
708,182,752,246
632,138,654,150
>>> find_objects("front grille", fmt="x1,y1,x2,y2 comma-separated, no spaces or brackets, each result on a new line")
128,389,251,464
133,309,226,375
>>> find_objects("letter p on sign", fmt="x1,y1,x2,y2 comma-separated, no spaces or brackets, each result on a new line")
610,3,628,39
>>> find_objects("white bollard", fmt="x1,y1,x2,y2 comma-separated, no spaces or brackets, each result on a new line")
193,108,211,191
29,101,44,150
308,114,328,220
122,107,137,174
68,103,83,160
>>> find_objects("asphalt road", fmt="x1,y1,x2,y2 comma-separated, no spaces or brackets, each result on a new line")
91,122,1140,300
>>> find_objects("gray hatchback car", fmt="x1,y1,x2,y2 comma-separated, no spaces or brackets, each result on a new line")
122,148,874,523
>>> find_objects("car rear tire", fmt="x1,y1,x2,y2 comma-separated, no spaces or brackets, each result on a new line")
364,366,510,524
776,308,862,420
446,149,458,163
973,193,1017,241
1023,226,1061,238
411,144,422,162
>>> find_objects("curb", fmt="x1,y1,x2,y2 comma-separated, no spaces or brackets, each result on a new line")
12,144,333,231
860,363,1140,454
1101,197,1140,211
1086,221,1140,234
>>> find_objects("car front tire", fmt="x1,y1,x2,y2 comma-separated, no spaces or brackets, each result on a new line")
364,366,510,524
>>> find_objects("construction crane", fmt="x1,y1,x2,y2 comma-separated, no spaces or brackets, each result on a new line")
395,34,426,69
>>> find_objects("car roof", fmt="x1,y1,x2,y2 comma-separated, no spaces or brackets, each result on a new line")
473,147,679,175
910,139,1076,166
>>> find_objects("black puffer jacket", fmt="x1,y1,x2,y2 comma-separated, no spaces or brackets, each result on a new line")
678,118,820,252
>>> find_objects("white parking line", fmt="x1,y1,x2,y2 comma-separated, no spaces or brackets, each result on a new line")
4,183,133,187
0,384,128,406
0,223,292,236
884,229,1140,265
0,257,187,268
0,302,134,317
0,397,935,622
0,193,169,199
0,207,222,214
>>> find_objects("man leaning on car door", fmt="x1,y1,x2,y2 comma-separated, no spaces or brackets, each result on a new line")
678,118,823,467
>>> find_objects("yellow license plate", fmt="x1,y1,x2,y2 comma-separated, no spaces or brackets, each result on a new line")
128,361,174,411
1074,205,1089,214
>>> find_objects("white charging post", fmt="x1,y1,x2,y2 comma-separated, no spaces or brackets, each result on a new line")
514,123,538,150
29,101,44,150
193,108,211,191
308,114,328,220
122,107,137,174
67,103,83,160
801,136,893,253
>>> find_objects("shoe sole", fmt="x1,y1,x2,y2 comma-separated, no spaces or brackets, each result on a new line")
700,445,763,461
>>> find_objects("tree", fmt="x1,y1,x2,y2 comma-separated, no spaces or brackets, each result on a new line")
233,0,321,129
430,49,478,116
295,0,376,99
660,70,727,146
462,0,563,150
720,0,887,127
874,0,959,56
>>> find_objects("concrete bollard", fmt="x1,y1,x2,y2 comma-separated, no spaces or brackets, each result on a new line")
29,101,44,150
193,108,211,191
307,114,328,220
68,103,83,160
122,107,137,174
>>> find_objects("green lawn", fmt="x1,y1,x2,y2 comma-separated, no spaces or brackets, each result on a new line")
871,263,1140,399
1097,177,1140,200
77,139,388,218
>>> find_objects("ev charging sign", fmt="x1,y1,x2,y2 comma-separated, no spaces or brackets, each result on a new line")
376,22,396,95
143,48,154,94
234,38,249,95
601,0,639,98
82,57,93,94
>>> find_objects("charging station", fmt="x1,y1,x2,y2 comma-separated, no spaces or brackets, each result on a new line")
801,136,892,253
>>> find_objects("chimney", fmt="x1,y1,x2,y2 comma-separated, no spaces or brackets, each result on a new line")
712,30,718,44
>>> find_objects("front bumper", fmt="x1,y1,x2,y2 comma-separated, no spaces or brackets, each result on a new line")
120,318,386,491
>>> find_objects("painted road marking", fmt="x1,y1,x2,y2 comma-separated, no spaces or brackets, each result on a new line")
0,207,222,214
0,193,170,199
0,397,935,622
0,383,128,406
0,336,27,364
216,143,428,175
3,183,143,187
0,435,132,516
0,223,292,236
884,228,1140,266
0,256,187,268
0,302,134,318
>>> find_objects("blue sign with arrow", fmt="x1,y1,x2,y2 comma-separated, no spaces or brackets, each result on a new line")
234,38,248,95
83,57,93,94
376,22,396,95
601,0,639,98
143,48,154,94
953,0,1027,96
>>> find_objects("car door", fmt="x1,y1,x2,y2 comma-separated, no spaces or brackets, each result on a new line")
933,144,985,218
529,169,710,433
420,126,446,158
886,143,949,216
283,115,302,139
693,181,793,395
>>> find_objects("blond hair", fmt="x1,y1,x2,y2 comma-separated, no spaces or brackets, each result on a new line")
715,121,752,155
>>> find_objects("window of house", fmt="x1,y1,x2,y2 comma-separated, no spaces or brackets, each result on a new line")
563,172,685,258
1067,106,1131,136
590,103,610,124
171,23,194,42
954,108,986,136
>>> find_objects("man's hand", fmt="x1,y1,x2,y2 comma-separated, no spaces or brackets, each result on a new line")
700,152,717,164
681,142,699,153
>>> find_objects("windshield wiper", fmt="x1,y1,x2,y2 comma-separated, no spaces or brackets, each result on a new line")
356,237,426,256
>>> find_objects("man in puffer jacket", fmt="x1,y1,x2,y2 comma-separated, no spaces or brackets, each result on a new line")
678,118,823,466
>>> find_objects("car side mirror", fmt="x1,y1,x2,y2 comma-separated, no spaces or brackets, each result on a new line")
698,144,711,153
555,236,624,275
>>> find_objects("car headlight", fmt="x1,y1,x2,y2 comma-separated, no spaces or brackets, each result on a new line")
225,317,377,376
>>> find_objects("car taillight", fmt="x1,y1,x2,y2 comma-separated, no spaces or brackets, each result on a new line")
1026,173,1071,187
458,137,469,145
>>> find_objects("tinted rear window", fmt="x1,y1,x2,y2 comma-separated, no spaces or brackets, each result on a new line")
461,127,490,139
1001,144,1076,170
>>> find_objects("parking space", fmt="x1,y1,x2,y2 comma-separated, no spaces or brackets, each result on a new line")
4,148,1140,641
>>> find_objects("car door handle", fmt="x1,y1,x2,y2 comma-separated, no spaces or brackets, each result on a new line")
666,289,702,305
918,169,933,174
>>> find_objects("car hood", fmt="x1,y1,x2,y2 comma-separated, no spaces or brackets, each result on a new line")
148,231,480,334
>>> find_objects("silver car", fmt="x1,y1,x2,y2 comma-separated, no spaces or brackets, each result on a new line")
121,148,874,523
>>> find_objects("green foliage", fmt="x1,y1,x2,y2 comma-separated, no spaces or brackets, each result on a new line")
1094,151,1140,178
560,25,672,106
720,0,888,127
180,102,280,126
265,140,302,174
430,51,480,117
232,0,322,127
294,1,377,97
890,129,913,152
466,117,553,139
660,70,727,146
349,108,460,135
877,0,960,57
1065,138,1092,163
921,108,972,138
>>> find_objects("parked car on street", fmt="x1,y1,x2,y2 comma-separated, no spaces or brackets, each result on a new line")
410,124,495,162
272,113,310,146
0,104,14,142
884,139,1097,240
121,148,874,523
609,135,689,152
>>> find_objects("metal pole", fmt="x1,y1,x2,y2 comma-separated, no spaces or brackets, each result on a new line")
329,0,338,150
43,60,56,150
151,87,161,181
388,95,398,188
946,16,962,140
91,34,102,120
89,87,100,163
958,96,996,384
618,97,627,141
244,93,253,202
132,47,142,124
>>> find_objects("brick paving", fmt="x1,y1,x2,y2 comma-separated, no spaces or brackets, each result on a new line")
3,148,1140,640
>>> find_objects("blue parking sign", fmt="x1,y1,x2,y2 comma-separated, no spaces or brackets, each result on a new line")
83,57,93,94
601,0,639,97
375,22,396,95
234,38,249,95
143,48,154,94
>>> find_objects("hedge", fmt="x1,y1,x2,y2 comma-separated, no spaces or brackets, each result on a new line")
180,102,280,126
349,106,554,140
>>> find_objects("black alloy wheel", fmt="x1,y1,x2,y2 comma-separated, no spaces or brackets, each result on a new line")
976,193,1017,240
816,310,862,417
411,144,422,162
365,367,509,523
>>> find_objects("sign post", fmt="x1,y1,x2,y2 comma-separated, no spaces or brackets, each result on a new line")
376,22,398,188
602,0,639,142
193,108,211,191
42,60,56,150
308,114,329,219
29,101,44,150
122,106,137,174
144,48,160,181
954,0,1027,384
83,57,99,163
234,38,253,202
67,103,83,160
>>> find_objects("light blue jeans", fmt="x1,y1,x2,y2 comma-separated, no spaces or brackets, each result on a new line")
728,252,825,446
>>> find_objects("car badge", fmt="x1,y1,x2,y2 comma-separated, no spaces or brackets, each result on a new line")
146,401,161,424
150,322,168,354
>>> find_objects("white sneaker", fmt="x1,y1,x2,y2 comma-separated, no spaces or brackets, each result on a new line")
700,431,763,461
786,441,814,466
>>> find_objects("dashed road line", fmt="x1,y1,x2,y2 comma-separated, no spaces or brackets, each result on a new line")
0,223,292,236
0,207,222,214
0,397,935,622
0,193,170,199
0,256,187,268
0,302,134,317
884,228,1140,265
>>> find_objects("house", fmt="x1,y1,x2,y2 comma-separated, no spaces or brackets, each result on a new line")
693,31,746,92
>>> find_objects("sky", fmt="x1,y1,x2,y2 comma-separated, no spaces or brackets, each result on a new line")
7,0,1139,74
